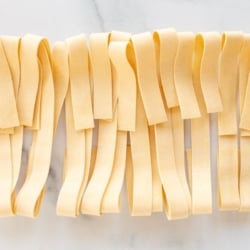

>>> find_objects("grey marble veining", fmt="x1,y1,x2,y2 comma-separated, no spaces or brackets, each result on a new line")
1,0,250,249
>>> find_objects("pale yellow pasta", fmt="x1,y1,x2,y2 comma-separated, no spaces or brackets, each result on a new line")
1,37,23,192
109,41,136,131
131,32,167,125
89,33,113,120
0,40,19,129
14,36,54,217
56,90,91,217
171,107,191,213
239,35,250,210
66,34,94,130
52,41,69,133
174,32,201,119
81,111,117,215
190,33,212,214
153,28,179,108
218,32,243,136
148,126,163,213
127,93,152,216
199,33,222,113
101,131,127,213
0,30,249,218
153,116,190,219
217,32,243,210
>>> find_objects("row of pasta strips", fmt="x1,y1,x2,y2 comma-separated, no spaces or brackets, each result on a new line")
1,29,250,219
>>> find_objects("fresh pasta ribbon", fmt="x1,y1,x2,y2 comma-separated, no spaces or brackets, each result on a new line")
239,35,250,211
108,41,136,131
171,107,191,213
218,136,239,210
0,135,13,215
199,33,222,113
109,31,131,112
127,93,152,216
52,41,69,132
101,131,127,213
1,36,23,190
3,36,22,203
218,32,243,210
121,38,153,215
0,40,19,129
101,34,133,213
56,90,91,217
240,136,250,211
239,36,250,113
17,35,43,128
0,36,21,216
81,111,117,215
240,75,250,132
218,32,243,135
131,32,167,125
240,35,250,132
174,32,201,119
56,35,93,217
149,127,163,212
89,33,113,120
14,36,54,217
67,35,94,130
189,33,213,214
153,28,179,108
153,114,190,219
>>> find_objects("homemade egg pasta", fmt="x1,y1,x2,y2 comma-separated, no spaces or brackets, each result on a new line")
1,29,250,219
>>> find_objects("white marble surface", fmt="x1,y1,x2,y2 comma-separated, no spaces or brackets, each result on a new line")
1,0,250,249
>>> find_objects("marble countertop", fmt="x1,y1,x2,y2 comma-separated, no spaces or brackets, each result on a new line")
1,0,250,249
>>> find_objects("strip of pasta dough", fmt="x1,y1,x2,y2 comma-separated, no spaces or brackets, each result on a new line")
101,37,135,213
89,33,113,120
56,35,94,216
153,113,190,219
0,37,21,216
1,37,23,193
81,111,117,215
109,31,131,112
17,35,42,127
218,32,243,210
153,28,179,108
239,35,250,210
199,33,222,113
108,41,136,131
0,37,23,217
190,33,213,214
174,32,200,119
56,90,87,216
131,32,167,125
149,126,163,212
14,37,54,217
52,41,69,133
171,107,191,213
66,35,94,130
101,131,127,213
0,40,19,129
127,91,152,216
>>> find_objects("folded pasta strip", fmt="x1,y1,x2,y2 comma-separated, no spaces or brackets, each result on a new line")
218,32,243,211
239,35,250,211
56,34,94,217
14,35,54,217
0,36,21,216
